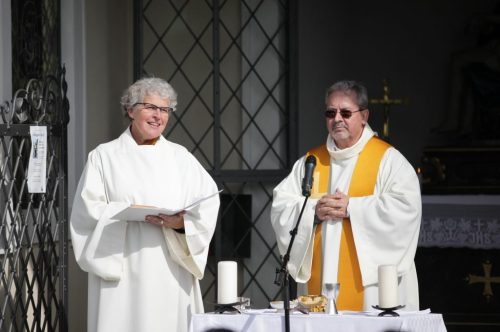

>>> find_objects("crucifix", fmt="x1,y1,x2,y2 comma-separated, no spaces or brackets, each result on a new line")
466,260,500,302
369,79,403,141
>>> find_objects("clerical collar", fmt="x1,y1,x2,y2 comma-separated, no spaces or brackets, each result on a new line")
326,124,375,160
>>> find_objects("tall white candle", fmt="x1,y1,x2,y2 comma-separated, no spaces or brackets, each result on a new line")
378,265,398,308
217,261,238,304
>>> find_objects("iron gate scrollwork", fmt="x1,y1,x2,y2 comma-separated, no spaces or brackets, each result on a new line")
0,69,69,332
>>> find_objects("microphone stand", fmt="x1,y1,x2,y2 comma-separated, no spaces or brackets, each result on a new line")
275,195,310,332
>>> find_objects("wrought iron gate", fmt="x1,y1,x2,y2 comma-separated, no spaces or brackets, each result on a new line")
134,0,297,308
0,69,69,332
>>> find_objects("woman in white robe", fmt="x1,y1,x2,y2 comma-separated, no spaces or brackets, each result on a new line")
70,78,220,332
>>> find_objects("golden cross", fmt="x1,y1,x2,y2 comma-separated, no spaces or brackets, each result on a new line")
466,260,500,302
369,79,403,140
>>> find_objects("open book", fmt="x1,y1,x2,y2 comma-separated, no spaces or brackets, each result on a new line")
112,189,222,221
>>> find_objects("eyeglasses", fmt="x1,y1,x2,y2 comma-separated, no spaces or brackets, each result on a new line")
133,102,173,115
324,108,365,119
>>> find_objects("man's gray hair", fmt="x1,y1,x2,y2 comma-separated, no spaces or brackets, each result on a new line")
325,80,368,109
120,77,178,117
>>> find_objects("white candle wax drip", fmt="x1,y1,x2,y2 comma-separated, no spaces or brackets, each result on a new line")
378,265,398,308
217,261,238,304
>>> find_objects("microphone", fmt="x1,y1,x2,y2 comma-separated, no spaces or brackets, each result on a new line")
301,155,317,197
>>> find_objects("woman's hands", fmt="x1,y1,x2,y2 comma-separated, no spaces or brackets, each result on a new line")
145,211,186,229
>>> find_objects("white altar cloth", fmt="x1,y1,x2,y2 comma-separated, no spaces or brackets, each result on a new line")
190,310,447,332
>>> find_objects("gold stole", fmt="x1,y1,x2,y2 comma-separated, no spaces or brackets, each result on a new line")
306,137,390,310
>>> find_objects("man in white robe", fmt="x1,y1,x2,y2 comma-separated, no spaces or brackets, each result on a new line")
71,78,220,332
271,80,421,311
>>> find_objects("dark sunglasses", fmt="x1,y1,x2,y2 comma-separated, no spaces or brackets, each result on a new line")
324,108,365,119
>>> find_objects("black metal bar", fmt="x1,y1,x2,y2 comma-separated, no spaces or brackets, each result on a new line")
0,124,64,137
213,0,221,176
212,0,223,305
209,169,288,183
59,67,69,332
133,0,144,81
287,0,299,164
0,124,32,136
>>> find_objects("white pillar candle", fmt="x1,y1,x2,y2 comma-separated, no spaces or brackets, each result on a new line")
217,261,238,304
378,265,398,308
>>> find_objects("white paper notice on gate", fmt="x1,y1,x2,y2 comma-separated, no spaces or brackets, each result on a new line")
28,126,47,193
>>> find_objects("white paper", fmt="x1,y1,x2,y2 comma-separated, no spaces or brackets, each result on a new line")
111,189,222,221
27,126,47,193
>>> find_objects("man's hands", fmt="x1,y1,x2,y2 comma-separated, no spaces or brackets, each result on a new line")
314,189,349,222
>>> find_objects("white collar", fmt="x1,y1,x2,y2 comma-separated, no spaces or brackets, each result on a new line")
326,124,375,160
122,126,165,147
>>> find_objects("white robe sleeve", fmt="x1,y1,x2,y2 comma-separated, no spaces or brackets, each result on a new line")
349,148,422,286
163,153,220,280
270,156,318,282
70,150,129,281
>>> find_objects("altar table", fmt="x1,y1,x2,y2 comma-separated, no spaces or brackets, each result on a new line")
189,310,447,332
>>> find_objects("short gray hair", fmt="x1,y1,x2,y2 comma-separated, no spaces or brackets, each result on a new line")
325,80,368,109
120,77,178,117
